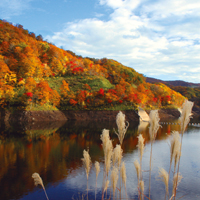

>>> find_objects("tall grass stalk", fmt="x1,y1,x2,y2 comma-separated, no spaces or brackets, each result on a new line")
172,173,183,196
174,100,193,200
100,129,110,155
102,180,110,199
100,129,113,199
114,111,129,145
168,131,181,190
112,144,123,168
137,134,145,180
32,172,49,200
120,161,128,199
111,166,119,199
148,110,160,199
95,161,100,200
104,139,113,176
134,159,140,185
112,144,123,199
82,149,92,181
159,168,169,200
179,100,194,135
139,180,144,200
100,129,113,176
82,149,91,200
136,134,145,200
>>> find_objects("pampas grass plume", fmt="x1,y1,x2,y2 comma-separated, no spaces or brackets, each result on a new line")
134,160,140,182
32,172,44,188
32,172,49,200
137,134,145,161
169,131,181,171
114,111,129,145
121,162,127,188
112,144,123,167
95,161,100,180
104,180,110,193
100,129,110,154
159,168,169,194
170,131,181,163
149,110,160,141
105,139,113,175
179,100,194,133
82,149,91,180
100,129,113,175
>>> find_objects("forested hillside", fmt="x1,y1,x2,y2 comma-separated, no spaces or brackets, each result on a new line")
146,77,200,108
0,20,185,111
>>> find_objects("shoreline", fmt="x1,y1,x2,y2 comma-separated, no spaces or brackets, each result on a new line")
0,108,183,124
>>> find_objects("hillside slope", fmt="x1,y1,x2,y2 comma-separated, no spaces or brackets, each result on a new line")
0,20,185,111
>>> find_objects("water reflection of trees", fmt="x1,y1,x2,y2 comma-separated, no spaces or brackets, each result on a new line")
0,119,183,200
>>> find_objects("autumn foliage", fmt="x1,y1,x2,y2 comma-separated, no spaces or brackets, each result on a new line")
0,20,186,110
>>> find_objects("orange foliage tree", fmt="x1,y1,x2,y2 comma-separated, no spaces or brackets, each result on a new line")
34,80,60,106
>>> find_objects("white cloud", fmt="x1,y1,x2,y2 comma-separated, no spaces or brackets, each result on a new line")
143,0,200,18
0,0,32,19
99,0,125,9
171,40,193,47
46,0,200,83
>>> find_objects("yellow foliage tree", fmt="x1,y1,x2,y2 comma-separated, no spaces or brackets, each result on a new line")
60,80,70,98
25,77,37,92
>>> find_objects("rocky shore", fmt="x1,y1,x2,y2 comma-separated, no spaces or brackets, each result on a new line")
0,108,185,124
1,107,200,132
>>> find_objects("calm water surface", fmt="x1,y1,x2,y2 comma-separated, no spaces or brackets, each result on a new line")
0,118,200,200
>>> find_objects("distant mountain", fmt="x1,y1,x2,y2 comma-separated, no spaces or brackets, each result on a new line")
146,77,200,87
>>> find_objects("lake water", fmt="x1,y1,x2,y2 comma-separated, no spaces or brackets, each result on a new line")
0,117,200,200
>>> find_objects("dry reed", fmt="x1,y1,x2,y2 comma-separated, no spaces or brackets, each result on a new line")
114,111,129,145
169,131,181,173
173,173,183,195
104,180,110,193
179,100,194,134
159,168,169,200
82,149,91,180
134,159,140,183
104,139,113,176
120,162,127,188
173,100,193,200
121,161,128,199
139,180,144,200
32,172,49,200
136,134,145,200
100,129,113,176
94,161,100,200
95,161,100,180
100,129,110,154
137,134,145,163
112,144,123,168
102,179,110,200
111,166,119,199
148,110,160,199
149,110,160,142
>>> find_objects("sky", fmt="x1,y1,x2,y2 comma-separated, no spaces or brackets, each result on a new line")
0,0,200,83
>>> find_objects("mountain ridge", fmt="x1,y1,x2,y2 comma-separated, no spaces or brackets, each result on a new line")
146,77,200,87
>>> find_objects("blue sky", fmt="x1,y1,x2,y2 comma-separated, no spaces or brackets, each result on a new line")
1,0,200,83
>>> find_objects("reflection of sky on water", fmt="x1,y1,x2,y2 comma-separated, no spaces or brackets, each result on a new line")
54,126,200,200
